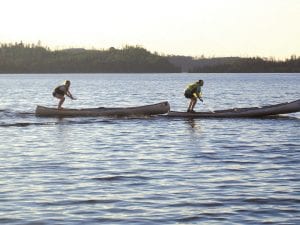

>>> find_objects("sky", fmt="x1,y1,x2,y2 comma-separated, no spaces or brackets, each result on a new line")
1,0,300,59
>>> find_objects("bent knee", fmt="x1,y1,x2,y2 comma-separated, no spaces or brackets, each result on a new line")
55,94,65,100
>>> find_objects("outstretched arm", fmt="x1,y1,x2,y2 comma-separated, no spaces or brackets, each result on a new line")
193,91,203,100
66,91,76,100
196,86,203,101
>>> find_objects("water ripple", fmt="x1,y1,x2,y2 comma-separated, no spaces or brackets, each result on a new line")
0,73,299,225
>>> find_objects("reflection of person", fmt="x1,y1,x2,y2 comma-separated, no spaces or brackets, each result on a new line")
184,80,204,113
52,80,76,109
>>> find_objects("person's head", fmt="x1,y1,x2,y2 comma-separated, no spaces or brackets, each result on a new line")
64,80,71,87
198,80,204,86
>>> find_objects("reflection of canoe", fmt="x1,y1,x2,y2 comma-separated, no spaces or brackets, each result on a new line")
36,101,170,117
167,99,300,118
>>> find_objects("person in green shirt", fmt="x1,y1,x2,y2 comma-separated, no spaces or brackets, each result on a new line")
184,80,204,112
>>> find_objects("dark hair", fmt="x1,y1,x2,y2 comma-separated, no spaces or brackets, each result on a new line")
64,80,71,85
198,80,204,85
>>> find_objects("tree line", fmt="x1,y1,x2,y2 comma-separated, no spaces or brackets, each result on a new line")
0,42,180,73
188,56,300,73
0,42,299,73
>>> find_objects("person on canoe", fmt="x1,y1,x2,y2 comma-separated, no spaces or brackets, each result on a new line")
184,79,204,112
52,80,76,109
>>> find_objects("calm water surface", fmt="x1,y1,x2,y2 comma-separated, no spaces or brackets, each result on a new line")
0,73,299,224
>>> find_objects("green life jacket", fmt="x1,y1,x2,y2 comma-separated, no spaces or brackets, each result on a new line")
186,82,202,98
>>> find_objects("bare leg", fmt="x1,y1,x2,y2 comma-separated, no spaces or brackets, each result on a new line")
188,97,197,112
58,97,65,109
191,98,197,111
188,99,193,112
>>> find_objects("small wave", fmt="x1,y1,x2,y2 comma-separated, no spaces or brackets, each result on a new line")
0,109,25,113
0,122,58,127
244,197,300,205
92,175,150,182
0,109,34,119
176,216,202,223
64,118,119,125
170,201,224,208
0,118,122,127
39,199,119,206
0,109,14,115
17,112,35,116
177,213,231,223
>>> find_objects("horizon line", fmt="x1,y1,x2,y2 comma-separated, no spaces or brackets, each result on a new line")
1,41,298,61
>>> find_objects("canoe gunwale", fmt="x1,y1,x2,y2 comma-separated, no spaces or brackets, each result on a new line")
35,101,170,117
167,99,300,118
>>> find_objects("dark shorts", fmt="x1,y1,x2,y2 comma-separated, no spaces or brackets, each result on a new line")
53,92,64,98
184,90,193,99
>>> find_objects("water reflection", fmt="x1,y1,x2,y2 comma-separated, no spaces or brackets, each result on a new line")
185,118,202,133
53,117,75,146
186,118,197,128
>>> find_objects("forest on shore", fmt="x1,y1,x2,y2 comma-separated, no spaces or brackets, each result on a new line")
187,56,300,73
0,42,299,73
0,42,180,73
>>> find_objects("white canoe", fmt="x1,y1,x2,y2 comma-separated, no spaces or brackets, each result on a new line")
167,99,300,118
36,101,170,117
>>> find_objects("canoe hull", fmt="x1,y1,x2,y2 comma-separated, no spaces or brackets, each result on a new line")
168,99,300,118
36,101,170,117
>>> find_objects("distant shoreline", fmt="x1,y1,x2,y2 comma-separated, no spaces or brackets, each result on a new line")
1,42,299,73
1,72,300,75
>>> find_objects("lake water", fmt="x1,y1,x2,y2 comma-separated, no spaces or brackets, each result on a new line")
0,73,299,224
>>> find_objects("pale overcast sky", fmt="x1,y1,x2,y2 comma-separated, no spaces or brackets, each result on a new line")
1,0,299,58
